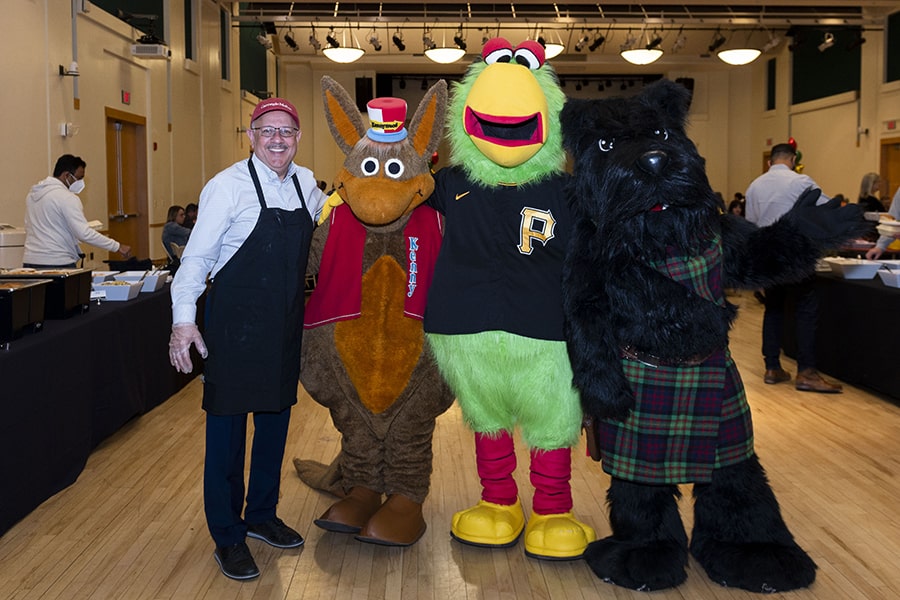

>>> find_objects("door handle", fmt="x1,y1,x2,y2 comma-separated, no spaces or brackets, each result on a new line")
109,212,140,221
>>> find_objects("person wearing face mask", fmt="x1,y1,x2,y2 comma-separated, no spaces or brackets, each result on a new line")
22,154,131,268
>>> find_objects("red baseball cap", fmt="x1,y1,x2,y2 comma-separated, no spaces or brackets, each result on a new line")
250,98,299,127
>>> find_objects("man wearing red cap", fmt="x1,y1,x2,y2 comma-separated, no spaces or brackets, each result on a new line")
168,97,328,580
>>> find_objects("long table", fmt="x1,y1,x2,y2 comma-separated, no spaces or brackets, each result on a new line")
783,272,900,401
0,284,201,536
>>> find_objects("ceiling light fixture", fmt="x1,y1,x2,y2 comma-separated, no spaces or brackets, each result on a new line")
818,32,835,52
620,28,662,65
537,30,565,59
424,28,465,63
392,30,405,51
322,26,365,63
718,47,761,65
717,28,762,65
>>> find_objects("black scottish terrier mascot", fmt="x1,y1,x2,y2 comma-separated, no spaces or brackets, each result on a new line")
560,79,864,592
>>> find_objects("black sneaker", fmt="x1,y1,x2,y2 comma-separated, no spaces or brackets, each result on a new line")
247,517,305,549
213,542,260,580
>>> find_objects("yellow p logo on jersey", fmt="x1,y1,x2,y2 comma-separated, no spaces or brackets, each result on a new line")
518,207,556,255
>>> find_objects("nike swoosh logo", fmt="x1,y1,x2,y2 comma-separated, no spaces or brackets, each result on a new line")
455,191,470,200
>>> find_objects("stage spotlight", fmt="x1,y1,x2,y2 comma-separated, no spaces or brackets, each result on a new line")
588,33,606,52
326,29,340,48
368,32,382,51
574,33,590,52
284,32,299,51
392,30,406,51
818,32,835,52
453,31,467,51
708,30,726,53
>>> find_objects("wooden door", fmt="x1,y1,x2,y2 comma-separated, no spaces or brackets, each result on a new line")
104,108,149,260
880,136,900,206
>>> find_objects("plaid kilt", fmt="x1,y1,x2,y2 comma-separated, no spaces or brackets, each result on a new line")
596,348,754,484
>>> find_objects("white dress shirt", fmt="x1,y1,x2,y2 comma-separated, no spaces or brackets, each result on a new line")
744,163,830,228
170,156,327,325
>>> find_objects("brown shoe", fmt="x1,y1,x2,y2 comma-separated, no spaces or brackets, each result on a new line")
764,368,791,384
314,486,383,533
355,494,426,546
795,369,842,393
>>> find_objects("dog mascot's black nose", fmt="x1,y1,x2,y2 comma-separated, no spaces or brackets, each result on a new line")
638,150,668,176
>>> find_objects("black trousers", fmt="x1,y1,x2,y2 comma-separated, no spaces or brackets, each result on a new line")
203,407,291,547
761,276,818,372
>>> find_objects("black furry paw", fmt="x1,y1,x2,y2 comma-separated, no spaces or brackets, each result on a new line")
582,388,634,423
584,536,688,592
690,538,817,593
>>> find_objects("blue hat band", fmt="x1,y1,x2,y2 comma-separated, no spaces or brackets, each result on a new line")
366,128,408,143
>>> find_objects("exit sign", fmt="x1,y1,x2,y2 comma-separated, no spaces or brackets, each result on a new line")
888,120,897,131
121,90,131,105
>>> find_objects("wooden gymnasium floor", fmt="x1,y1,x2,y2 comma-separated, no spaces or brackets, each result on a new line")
1,291,898,599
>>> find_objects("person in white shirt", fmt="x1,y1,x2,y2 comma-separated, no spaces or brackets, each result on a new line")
865,186,900,260
23,154,131,268
168,98,328,581
745,143,841,394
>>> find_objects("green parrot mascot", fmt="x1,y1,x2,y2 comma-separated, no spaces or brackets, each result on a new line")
424,38,596,560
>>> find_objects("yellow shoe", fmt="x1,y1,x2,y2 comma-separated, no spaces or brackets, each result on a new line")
450,499,525,547
523,512,596,560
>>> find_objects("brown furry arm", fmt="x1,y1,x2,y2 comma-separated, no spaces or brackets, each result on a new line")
306,218,330,277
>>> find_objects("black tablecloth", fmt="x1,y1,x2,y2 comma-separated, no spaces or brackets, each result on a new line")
783,272,900,401
0,284,201,536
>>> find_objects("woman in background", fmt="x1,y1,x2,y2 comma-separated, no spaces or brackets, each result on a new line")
858,172,885,213
162,204,191,259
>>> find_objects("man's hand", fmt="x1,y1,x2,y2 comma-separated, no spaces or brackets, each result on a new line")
169,323,208,373
118,243,132,258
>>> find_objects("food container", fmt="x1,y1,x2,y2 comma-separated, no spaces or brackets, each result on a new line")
92,270,119,284
822,257,881,280
96,280,142,301
0,268,92,318
139,270,169,292
113,270,149,282
114,269,169,292
877,269,900,288
0,278,51,343
876,222,900,238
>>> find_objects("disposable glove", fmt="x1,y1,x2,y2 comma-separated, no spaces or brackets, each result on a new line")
168,323,208,373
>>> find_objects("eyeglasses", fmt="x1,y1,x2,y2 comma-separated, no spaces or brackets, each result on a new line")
250,126,299,138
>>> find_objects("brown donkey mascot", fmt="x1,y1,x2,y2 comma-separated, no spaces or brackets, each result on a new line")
294,76,453,546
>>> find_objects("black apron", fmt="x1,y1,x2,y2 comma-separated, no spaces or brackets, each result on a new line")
202,156,314,415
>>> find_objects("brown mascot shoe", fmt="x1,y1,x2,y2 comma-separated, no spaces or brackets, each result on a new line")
314,486,383,533
355,494,426,546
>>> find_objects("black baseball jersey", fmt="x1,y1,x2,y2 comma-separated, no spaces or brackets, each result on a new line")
424,166,571,341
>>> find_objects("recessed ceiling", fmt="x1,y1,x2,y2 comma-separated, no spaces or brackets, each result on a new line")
236,1,896,74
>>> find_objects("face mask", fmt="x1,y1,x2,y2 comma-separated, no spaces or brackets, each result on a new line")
67,174,85,194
